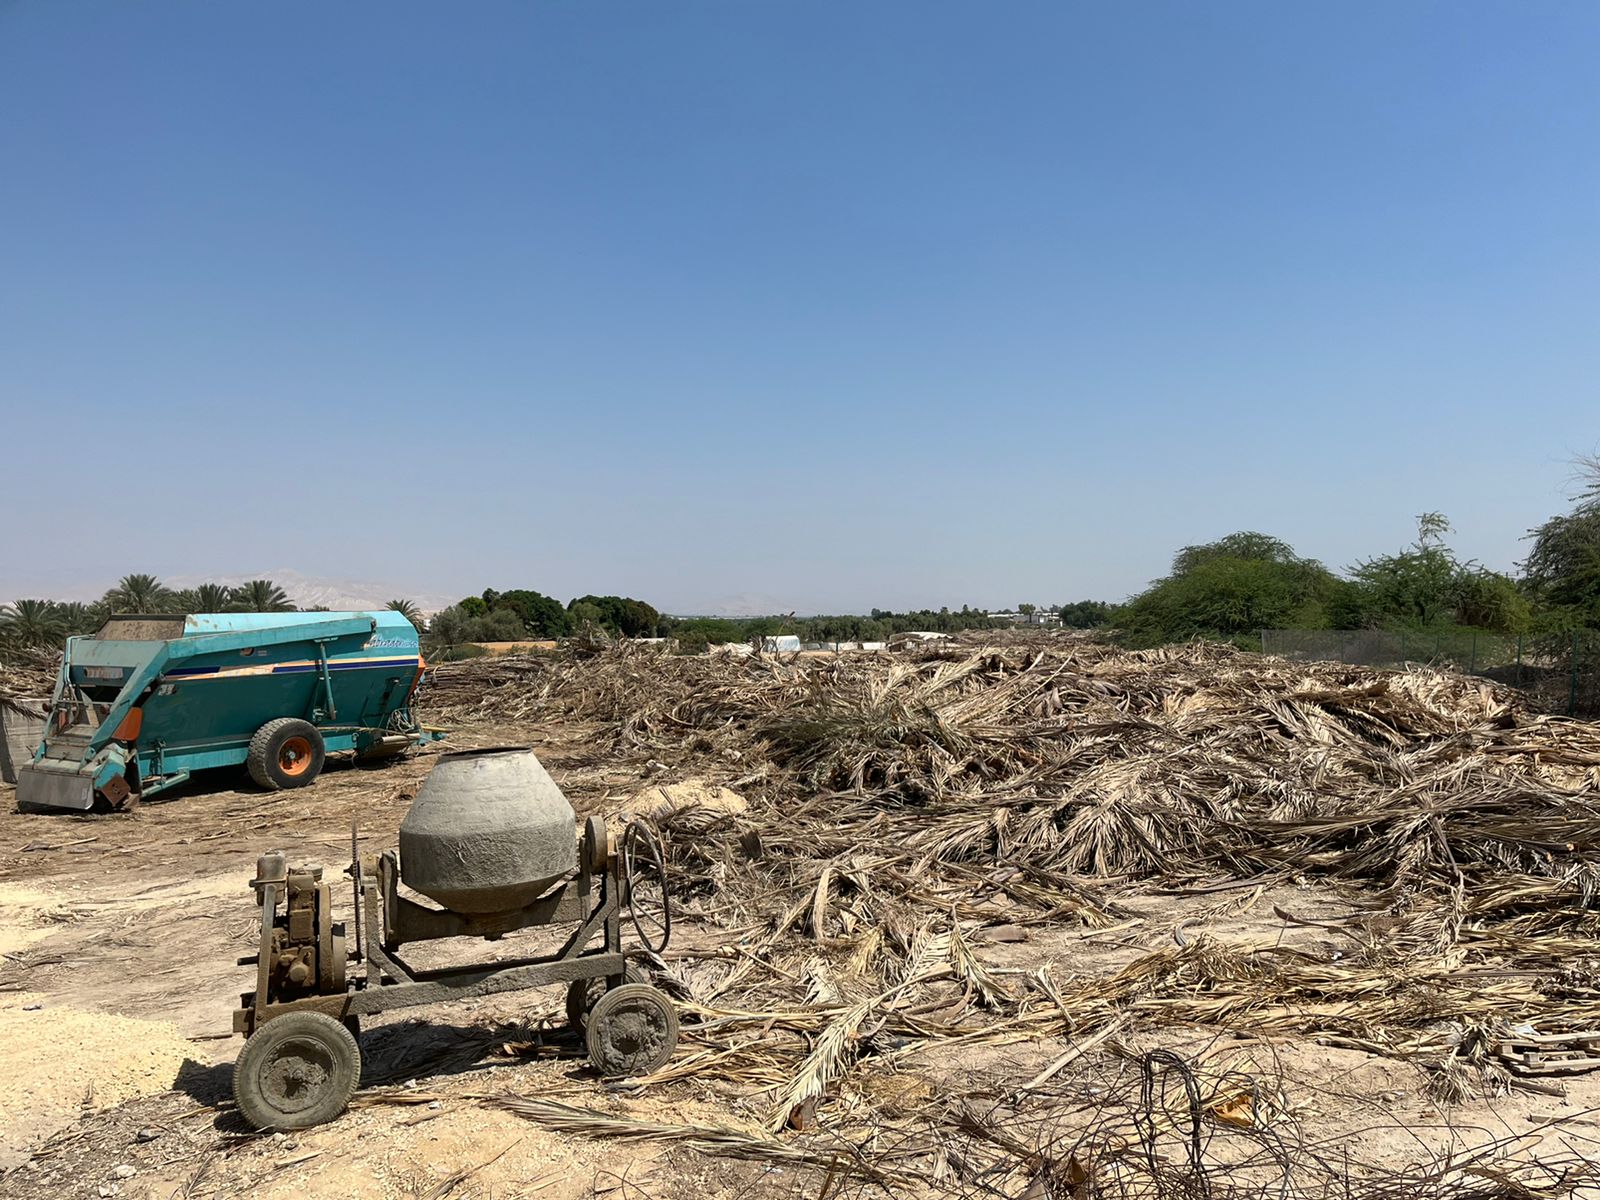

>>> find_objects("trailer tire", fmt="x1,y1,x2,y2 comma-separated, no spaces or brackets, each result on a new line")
233,1011,361,1131
248,719,326,791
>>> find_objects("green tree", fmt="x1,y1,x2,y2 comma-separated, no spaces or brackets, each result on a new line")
1455,570,1532,633
1347,513,1464,628
0,599,66,650
108,573,174,613
1119,532,1338,647
424,604,472,651
52,601,102,637
387,598,424,630
194,583,233,612
1057,600,1113,629
568,600,605,630
493,589,571,638
423,602,525,655
567,595,660,638
1523,455,1600,625
231,579,295,612
1345,512,1525,632
1171,532,1305,576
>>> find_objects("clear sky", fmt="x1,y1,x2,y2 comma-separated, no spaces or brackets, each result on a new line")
1,2,1596,614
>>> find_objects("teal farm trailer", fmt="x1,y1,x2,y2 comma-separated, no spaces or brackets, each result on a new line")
17,611,433,813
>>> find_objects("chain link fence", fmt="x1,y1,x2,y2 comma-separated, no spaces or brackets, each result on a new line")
1260,629,1600,717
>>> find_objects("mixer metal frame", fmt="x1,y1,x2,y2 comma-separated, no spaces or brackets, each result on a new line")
233,815,633,1036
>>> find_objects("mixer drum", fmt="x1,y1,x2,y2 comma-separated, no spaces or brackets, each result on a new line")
399,747,578,914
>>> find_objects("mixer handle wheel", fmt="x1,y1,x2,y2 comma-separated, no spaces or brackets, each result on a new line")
583,814,609,874
622,819,671,954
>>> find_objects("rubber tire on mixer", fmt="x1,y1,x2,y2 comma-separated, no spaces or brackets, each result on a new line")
585,983,679,1078
247,718,327,790
565,963,647,1032
233,1011,361,1131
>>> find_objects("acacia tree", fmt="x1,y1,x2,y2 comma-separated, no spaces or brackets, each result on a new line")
1118,532,1339,647
1351,513,1528,632
1523,455,1600,625
1348,513,1463,628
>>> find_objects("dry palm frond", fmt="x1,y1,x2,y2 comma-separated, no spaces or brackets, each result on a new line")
490,1095,900,1180
767,997,875,1130
426,633,1600,1147
947,921,1012,1010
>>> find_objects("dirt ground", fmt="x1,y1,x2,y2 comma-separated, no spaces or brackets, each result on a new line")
3,719,1600,1199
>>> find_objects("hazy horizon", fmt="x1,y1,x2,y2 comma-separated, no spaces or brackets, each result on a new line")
3,4,1596,613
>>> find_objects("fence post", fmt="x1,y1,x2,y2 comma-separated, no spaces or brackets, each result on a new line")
1469,631,1477,675
1571,631,1581,717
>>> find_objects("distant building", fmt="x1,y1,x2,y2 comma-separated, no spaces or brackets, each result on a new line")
987,610,1060,626
626,637,677,652
891,631,954,649
707,635,800,655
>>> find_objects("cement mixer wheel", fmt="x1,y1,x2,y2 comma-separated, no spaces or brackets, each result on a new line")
248,719,326,791
586,983,678,1078
565,963,646,1032
233,1011,361,1131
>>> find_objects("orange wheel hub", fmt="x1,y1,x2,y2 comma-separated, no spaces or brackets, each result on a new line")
278,736,314,777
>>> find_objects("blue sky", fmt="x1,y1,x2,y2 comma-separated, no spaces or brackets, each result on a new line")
1,3,1596,613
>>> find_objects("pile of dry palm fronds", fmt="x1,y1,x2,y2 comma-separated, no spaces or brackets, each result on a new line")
497,1047,1600,1200
0,651,58,710
426,635,1600,1156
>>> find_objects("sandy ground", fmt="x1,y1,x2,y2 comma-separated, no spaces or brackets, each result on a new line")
3,720,1600,1199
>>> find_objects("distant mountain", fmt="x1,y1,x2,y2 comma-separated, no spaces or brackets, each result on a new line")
1,569,461,617
690,593,808,618
161,570,460,616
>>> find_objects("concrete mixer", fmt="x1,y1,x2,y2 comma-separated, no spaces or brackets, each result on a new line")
227,747,676,1131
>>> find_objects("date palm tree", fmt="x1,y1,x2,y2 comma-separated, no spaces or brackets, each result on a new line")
52,601,101,637
386,598,424,630
231,579,294,612
0,599,66,650
194,582,233,612
108,573,173,613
